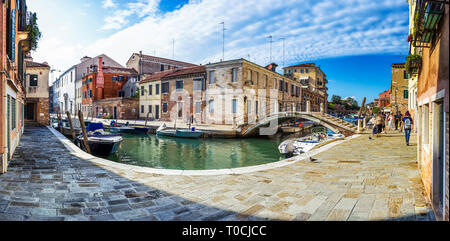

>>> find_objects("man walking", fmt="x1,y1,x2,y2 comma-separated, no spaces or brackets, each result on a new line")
403,111,413,146
394,112,401,130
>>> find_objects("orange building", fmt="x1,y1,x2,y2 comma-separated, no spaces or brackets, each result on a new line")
378,90,390,109
1,0,32,173
408,0,448,220
81,57,137,118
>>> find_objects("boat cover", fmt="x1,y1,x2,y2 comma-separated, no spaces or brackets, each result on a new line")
87,123,104,132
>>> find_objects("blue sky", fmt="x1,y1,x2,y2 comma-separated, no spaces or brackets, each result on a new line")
27,0,410,105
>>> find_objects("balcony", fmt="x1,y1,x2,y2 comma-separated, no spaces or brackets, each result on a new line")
412,0,447,48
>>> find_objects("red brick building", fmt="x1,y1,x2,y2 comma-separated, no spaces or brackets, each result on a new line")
81,57,138,118
378,90,390,109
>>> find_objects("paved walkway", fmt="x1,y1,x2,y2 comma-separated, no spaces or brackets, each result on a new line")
0,127,434,221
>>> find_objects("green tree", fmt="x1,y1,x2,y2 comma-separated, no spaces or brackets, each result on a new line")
331,95,342,104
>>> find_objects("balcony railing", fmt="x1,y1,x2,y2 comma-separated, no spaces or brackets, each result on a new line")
412,0,447,48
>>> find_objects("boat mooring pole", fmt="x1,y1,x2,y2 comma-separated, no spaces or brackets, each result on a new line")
66,111,76,140
145,112,150,127
78,110,91,154
57,108,63,134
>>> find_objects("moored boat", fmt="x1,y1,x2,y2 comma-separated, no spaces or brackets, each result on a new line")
76,123,123,156
156,124,203,138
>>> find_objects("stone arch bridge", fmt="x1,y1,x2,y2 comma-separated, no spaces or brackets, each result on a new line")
238,112,357,137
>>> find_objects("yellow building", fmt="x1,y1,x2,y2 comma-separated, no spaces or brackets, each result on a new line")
138,71,171,120
390,63,409,115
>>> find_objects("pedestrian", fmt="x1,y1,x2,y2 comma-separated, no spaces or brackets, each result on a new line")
399,112,404,133
394,112,400,130
376,113,383,138
388,114,395,130
403,111,413,145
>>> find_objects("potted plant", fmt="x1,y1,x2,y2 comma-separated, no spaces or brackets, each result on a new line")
405,54,422,74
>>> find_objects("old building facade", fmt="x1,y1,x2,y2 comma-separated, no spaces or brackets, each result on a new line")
126,52,197,78
24,59,49,126
81,57,138,119
390,63,410,115
408,0,449,221
1,0,32,173
283,63,328,113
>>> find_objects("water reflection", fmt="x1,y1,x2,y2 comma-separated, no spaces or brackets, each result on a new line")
106,133,283,170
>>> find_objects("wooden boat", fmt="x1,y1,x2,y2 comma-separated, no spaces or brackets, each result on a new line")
61,119,82,137
76,123,123,156
109,121,135,133
156,124,203,138
131,127,150,133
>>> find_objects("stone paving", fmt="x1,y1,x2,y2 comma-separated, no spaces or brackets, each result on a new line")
0,127,434,221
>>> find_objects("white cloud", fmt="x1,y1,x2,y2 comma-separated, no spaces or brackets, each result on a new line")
102,0,117,9
32,0,410,76
100,0,161,30
86,0,409,68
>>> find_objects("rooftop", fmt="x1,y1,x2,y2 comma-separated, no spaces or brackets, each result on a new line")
132,53,197,67
25,61,50,68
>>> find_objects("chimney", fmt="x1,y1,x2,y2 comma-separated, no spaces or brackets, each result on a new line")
97,57,104,88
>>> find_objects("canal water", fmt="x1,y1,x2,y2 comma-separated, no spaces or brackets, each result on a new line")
105,133,285,170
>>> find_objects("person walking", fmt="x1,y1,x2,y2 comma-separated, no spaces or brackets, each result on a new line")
376,113,384,138
394,112,400,130
399,112,404,133
384,113,389,133
388,114,395,131
403,111,413,145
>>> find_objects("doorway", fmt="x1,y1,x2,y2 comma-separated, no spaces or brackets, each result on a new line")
432,101,445,220
155,105,160,120
25,102,36,121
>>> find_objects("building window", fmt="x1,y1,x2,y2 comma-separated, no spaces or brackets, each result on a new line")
209,100,214,113
232,99,237,114
161,82,169,93
163,102,168,113
285,82,288,93
160,64,164,71
90,90,93,97
255,101,258,115
264,75,268,87
209,71,215,84
193,78,203,91
403,90,408,99
232,68,238,82
149,85,152,95
291,84,294,96
403,71,409,79
156,83,160,94
305,69,309,73
148,105,152,113
176,80,184,91
141,86,145,96
279,80,283,91
30,74,38,86
247,70,252,82
195,102,202,113
141,105,144,113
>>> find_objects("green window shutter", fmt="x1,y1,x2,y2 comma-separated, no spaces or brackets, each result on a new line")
404,90,408,99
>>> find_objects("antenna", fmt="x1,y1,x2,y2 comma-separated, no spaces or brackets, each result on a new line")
279,37,285,69
172,39,175,59
220,22,225,61
267,35,273,63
